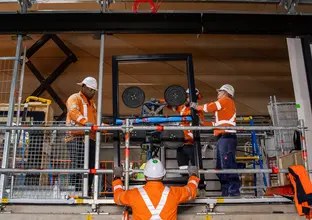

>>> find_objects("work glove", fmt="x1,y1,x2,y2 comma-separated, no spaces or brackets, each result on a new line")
114,166,124,178
85,122,94,127
190,102,198,110
188,166,199,177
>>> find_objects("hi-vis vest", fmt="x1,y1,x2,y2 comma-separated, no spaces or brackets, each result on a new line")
288,165,312,218
199,96,236,136
171,105,204,144
66,92,97,141
138,186,170,220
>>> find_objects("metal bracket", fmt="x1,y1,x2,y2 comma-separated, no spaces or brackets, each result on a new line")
18,0,32,9
25,34,78,121
280,0,300,14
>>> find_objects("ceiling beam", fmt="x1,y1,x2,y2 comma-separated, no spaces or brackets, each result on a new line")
1,12,312,35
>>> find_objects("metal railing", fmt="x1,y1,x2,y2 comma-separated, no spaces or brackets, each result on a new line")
0,118,308,206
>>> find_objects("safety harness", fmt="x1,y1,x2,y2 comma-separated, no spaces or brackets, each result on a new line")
138,186,170,220
288,165,312,218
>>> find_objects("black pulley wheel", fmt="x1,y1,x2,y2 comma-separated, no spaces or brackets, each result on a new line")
164,85,187,107
122,86,145,108
161,130,185,149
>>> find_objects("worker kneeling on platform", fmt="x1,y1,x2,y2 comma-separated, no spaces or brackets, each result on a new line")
190,84,240,197
113,158,200,220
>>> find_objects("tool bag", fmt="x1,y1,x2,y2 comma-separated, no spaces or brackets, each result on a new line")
288,165,312,218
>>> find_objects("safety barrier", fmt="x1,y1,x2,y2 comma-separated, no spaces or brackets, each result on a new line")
0,117,308,207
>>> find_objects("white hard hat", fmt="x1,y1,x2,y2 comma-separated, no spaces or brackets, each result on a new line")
144,158,166,180
77,77,98,91
217,84,234,97
186,88,200,95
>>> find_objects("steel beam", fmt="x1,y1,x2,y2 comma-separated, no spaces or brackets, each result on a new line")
1,12,312,35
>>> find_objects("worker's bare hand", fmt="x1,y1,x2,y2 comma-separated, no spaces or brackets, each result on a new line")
190,102,198,110
114,166,124,178
188,166,199,177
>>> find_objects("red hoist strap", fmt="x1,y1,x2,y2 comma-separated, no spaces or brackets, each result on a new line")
133,0,157,13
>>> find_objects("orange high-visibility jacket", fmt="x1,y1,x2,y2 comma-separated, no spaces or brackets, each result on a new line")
113,176,199,220
197,96,236,136
288,165,312,218
167,104,204,145
66,92,97,141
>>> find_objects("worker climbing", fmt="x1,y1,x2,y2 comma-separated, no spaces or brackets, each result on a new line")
65,76,107,196
190,84,240,196
113,158,200,220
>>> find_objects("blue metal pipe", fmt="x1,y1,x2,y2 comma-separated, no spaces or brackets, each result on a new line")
115,116,192,125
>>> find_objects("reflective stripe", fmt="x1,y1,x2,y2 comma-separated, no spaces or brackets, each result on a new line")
68,105,80,111
114,185,123,191
203,104,208,112
179,166,188,170
117,192,123,205
186,186,192,201
77,115,86,123
187,132,193,139
215,120,236,126
188,180,198,188
75,94,88,121
225,130,237,133
215,101,221,110
180,106,186,116
138,186,170,220
214,111,236,127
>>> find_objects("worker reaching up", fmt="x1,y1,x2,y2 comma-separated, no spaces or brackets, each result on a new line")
190,84,240,197
65,77,107,196
113,158,200,220
161,88,205,172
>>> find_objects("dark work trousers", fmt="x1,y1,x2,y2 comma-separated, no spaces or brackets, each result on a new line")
67,136,96,195
216,134,241,196
177,144,196,168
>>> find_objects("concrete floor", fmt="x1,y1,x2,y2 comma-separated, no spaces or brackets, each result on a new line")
0,204,304,220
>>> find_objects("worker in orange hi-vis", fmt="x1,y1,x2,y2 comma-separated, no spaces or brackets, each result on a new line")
190,84,240,197
65,76,107,196
112,158,200,220
162,88,205,173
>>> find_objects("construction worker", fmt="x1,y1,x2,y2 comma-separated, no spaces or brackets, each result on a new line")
190,84,240,197
65,76,106,196
113,158,200,220
164,88,204,171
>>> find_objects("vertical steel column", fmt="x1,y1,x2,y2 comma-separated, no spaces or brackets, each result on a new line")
186,55,202,169
10,46,26,197
83,131,90,197
124,119,130,190
112,57,121,167
123,118,130,220
93,32,105,201
0,35,23,199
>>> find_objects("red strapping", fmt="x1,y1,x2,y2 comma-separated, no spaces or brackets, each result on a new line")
133,0,157,13
124,148,130,157
90,168,96,174
272,167,279,174
156,126,164,131
91,125,98,131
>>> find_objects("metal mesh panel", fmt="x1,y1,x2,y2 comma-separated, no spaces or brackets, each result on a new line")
0,58,21,104
268,97,298,154
7,121,85,199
